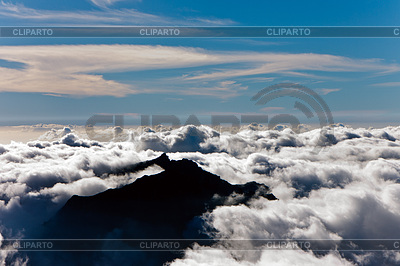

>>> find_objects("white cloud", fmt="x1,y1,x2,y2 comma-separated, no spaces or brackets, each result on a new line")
170,246,353,266
0,124,400,264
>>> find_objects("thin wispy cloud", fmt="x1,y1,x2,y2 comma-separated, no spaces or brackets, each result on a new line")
372,82,400,87
90,0,127,9
238,77,276,83
183,80,248,99
0,1,234,25
185,54,400,80
318,88,341,95
165,98,184,101
0,45,398,97
186,17,236,26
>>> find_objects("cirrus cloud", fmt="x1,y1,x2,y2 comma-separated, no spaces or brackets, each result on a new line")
0,45,399,98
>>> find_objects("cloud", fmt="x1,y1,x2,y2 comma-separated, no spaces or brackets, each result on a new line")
318,88,341,95
183,81,248,99
1,124,400,264
165,98,184,101
170,246,353,266
90,0,127,9
372,82,400,87
184,54,400,81
0,45,221,97
0,1,234,26
0,45,398,97
165,126,400,265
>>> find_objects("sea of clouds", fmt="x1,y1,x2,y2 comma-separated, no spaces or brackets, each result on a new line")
1,124,400,265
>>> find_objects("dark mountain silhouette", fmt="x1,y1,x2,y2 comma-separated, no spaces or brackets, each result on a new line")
33,153,277,265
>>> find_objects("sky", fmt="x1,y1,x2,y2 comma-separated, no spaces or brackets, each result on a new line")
1,2,400,265
0,0,400,126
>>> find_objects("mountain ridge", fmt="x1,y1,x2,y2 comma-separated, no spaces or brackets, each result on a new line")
36,153,277,265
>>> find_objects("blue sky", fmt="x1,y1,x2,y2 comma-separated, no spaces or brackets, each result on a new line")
0,0,400,126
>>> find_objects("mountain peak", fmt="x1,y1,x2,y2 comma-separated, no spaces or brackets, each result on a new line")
40,154,277,265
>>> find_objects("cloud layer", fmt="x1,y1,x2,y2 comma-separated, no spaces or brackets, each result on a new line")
0,124,400,265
